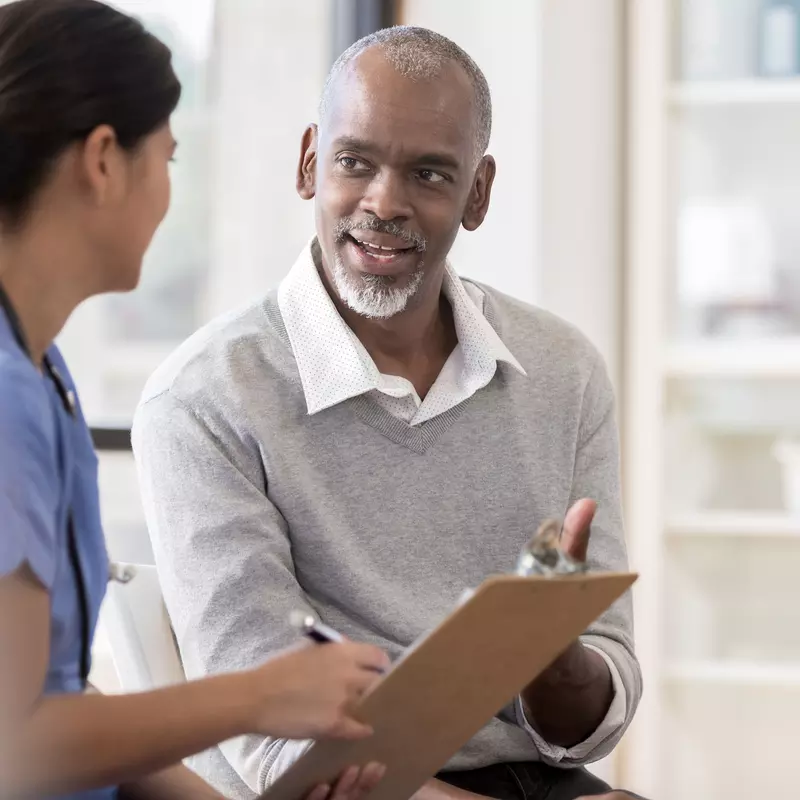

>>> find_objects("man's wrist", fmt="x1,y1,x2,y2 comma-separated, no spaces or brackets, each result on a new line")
529,642,602,691
521,642,614,747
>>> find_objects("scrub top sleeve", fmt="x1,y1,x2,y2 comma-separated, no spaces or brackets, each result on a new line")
0,364,60,590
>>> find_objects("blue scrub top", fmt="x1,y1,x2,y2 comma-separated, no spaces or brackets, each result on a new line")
0,305,117,800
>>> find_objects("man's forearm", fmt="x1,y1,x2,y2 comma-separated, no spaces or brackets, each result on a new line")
521,642,613,748
120,763,224,800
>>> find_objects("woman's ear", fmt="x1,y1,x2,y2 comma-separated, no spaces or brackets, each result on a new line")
461,154,496,232
296,124,318,200
81,124,124,206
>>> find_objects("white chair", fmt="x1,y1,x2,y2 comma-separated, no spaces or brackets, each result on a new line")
102,562,186,691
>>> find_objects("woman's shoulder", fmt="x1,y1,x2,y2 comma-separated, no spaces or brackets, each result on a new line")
0,342,61,589
0,344,50,427
0,340,61,495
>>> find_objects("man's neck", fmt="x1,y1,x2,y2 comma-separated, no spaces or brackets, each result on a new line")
339,275,458,399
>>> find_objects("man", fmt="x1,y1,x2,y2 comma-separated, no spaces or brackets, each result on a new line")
133,26,641,800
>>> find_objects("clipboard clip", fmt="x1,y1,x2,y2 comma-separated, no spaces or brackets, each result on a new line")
515,519,588,577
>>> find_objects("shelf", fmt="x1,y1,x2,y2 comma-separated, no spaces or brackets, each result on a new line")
669,79,800,107
665,661,800,688
667,512,800,538
665,339,800,378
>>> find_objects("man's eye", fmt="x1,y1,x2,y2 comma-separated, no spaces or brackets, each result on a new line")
338,156,365,170
418,169,446,183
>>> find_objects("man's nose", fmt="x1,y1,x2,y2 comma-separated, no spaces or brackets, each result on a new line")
359,170,413,221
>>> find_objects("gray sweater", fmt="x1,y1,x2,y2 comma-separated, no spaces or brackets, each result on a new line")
132,283,641,798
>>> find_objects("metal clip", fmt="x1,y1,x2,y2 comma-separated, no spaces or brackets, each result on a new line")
108,562,137,584
515,519,588,577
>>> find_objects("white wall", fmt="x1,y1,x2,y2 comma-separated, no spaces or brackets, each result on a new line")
540,0,624,387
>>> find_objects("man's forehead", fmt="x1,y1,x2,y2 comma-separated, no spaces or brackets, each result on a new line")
323,47,477,155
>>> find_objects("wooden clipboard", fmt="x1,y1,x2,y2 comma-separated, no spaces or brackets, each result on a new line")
261,572,636,800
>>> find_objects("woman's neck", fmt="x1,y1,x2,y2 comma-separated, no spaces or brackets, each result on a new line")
0,236,88,365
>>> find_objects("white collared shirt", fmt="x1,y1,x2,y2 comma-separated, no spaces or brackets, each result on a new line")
277,240,626,763
278,241,526,425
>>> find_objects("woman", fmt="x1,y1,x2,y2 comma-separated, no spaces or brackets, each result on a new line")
0,1,389,798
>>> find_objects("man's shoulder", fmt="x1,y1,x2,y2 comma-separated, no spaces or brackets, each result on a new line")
138,291,289,410
465,278,604,372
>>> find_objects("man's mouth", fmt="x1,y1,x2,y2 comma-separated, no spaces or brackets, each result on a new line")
345,232,417,263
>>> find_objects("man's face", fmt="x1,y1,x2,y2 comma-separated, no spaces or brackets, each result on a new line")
298,48,494,319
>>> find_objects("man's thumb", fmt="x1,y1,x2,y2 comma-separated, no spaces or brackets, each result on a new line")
561,498,596,562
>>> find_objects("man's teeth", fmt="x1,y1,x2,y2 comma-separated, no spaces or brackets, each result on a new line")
355,239,406,256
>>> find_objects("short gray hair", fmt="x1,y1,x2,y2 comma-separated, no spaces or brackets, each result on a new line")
319,26,492,160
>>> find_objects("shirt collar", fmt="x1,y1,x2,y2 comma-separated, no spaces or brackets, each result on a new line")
277,239,526,416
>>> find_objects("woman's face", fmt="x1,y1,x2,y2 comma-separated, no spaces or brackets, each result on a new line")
107,123,176,291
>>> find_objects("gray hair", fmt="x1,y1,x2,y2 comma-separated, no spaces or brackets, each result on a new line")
319,26,492,161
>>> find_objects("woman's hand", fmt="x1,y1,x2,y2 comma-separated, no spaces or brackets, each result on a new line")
306,763,386,800
249,642,389,740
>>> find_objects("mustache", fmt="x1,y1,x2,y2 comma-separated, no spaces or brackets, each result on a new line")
333,217,427,251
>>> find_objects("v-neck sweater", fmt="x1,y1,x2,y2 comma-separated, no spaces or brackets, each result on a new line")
132,283,640,798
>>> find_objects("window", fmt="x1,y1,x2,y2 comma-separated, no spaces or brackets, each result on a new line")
57,0,335,427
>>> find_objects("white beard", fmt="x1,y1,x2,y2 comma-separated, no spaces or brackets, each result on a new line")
332,253,424,319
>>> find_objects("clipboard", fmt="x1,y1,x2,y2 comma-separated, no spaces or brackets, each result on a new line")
261,570,636,800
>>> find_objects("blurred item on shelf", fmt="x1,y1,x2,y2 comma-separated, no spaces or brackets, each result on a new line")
679,0,800,81
772,437,800,514
678,0,759,80
676,198,796,337
759,0,800,77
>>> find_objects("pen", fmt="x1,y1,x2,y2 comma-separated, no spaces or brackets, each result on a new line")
289,609,387,673
289,609,345,644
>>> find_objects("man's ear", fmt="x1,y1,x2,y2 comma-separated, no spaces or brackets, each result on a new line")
461,155,496,232
296,124,318,200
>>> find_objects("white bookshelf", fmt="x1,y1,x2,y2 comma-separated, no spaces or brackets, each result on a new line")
665,338,800,379
666,511,800,537
624,2,800,799
664,661,800,688
668,78,800,106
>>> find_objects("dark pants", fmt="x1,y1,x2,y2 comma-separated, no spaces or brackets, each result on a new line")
437,762,646,800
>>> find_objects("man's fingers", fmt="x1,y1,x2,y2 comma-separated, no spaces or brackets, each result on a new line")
326,763,386,800
330,765,360,798
561,498,596,562
357,762,386,792
349,763,386,800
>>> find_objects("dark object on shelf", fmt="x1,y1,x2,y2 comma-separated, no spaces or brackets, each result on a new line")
90,427,132,452
702,299,794,337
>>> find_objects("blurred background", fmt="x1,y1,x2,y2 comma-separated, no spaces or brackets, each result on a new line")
31,0,800,798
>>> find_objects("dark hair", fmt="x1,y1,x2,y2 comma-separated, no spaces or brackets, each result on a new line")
0,0,181,224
